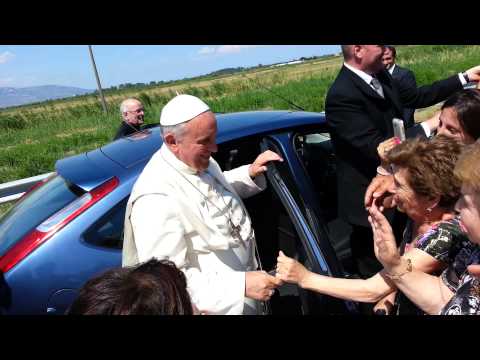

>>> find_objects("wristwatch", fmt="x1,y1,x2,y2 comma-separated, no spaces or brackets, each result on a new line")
462,72,470,83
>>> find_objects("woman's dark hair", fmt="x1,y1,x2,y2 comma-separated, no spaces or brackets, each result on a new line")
67,259,193,315
442,89,480,141
386,135,463,209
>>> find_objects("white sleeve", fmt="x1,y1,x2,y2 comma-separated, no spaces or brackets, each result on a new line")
130,194,246,314
184,268,246,315
223,164,267,199
130,194,187,266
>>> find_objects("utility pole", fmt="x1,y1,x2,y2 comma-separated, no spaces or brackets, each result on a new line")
88,45,108,113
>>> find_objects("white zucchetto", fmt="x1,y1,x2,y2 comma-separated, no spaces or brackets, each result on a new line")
159,94,210,126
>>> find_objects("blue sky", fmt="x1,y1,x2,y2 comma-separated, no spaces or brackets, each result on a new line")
0,45,341,89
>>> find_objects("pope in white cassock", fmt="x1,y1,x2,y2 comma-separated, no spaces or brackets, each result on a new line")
122,94,283,315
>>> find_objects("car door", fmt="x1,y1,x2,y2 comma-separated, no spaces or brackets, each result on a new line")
261,134,358,314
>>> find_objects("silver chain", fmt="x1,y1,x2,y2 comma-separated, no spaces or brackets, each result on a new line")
160,152,249,247
160,151,270,314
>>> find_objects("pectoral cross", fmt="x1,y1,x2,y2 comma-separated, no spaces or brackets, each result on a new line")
229,219,242,239
229,219,243,243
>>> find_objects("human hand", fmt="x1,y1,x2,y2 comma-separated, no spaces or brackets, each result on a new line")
275,250,310,287
423,111,441,133
364,175,395,210
377,137,400,162
248,150,283,178
368,202,401,270
465,65,480,83
245,270,283,301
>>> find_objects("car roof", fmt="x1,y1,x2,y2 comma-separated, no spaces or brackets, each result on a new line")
56,110,325,191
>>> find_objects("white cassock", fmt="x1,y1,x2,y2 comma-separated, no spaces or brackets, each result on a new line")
122,144,267,314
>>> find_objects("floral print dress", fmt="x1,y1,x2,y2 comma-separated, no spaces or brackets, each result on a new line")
394,217,470,315
440,243,480,315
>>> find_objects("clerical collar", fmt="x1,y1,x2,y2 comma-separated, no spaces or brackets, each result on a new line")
160,144,199,175
343,62,375,87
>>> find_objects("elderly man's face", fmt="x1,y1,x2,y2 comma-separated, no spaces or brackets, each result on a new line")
382,48,395,70
176,111,218,172
123,100,145,126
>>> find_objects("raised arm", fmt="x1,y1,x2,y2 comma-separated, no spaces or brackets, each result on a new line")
369,202,454,314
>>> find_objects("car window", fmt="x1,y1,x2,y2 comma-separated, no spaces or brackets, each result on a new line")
82,198,128,250
294,132,337,221
0,175,85,257
262,136,330,269
293,131,354,273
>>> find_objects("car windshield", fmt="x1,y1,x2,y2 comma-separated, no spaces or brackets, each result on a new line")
0,175,85,257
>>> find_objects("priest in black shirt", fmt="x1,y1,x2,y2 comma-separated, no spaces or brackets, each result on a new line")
113,98,145,140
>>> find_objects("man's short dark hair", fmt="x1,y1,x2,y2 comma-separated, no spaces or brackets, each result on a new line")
341,45,354,60
384,45,396,58
67,259,193,315
442,89,480,141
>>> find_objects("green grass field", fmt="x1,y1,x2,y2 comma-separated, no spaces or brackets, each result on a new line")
1,45,479,187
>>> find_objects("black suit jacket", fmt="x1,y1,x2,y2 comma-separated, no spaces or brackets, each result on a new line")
113,122,141,140
325,65,462,227
392,65,417,128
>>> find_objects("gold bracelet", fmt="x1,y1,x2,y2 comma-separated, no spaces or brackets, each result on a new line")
385,258,412,280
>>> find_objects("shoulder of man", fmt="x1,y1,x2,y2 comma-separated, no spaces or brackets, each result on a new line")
396,65,415,78
326,66,360,101
132,150,174,194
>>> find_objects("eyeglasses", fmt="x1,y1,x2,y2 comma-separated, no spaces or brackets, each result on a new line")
127,108,144,114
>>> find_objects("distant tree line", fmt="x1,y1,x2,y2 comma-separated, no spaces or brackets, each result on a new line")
99,53,338,93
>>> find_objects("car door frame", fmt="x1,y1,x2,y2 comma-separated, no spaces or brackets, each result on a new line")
261,131,358,314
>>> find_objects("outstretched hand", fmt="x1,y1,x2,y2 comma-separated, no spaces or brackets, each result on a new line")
275,250,310,286
249,150,283,178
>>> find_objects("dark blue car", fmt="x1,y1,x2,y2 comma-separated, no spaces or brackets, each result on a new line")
0,110,356,315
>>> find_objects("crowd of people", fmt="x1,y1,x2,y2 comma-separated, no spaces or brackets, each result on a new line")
69,45,480,315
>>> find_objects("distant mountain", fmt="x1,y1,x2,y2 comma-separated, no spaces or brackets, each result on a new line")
0,85,94,109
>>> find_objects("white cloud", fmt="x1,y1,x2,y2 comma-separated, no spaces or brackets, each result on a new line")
0,51,15,64
198,45,265,56
217,45,263,54
198,47,216,55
